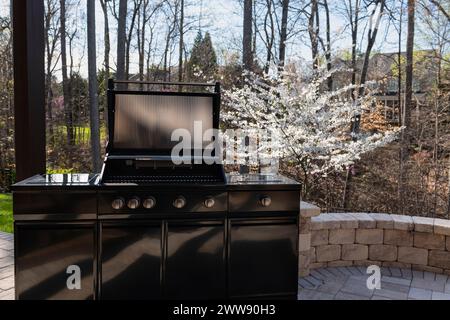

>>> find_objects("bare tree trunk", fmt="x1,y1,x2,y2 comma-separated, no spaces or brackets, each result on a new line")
323,0,332,90
350,0,359,89
243,0,253,70
359,0,386,92
263,0,275,73
87,0,101,172
178,0,184,83
60,0,74,147
399,0,415,214
308,0,319,69
100,0,110,79
125,0,142,80
278,0,289,67
138,0,149,82
117,0,127,81
397,0,404,212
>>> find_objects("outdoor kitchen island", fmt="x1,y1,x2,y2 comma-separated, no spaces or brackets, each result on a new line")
11,80,300,300
12,173,300,300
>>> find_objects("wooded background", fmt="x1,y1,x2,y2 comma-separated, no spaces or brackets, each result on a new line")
0,0,449,218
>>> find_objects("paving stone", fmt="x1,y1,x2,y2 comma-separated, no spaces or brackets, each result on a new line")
374,288,408,300
0,277,14,290
341,244,368,261
329,267,353,279
0,267,13,280
334,291,370,300
413,264,443,274
414,232,446,250
445,282,450,294
382,276,411,287
329,229,355,244
384,229,413,246
447,236,450,251
334,267,352,277
0,256,13,268
412,216,434,233
380,281,410,293
310,269,326,281
398,247,428,265
297,288,334,300
412,270,424,279
0,288,14,300
303,275,324,287
346,266,363,276
434,219,450,236
355,229,383,244
311,230,328,246
431,292,450,300
435,274,448,283
411,278,445,292
369,244,397,261
0,242,13,251
408,287,432,300
371,295,392,300
0,249,9,259
340,281,374,298
400,268,413,279
423,271,436,281
315,279,346,295
391,214,414,231
298,278,316,289
381,267,392,276
316,268,339,280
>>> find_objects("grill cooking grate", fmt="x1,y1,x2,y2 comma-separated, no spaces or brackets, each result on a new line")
103,175,223,184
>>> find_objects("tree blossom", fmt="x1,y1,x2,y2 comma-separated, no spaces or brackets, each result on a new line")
222,63,402,176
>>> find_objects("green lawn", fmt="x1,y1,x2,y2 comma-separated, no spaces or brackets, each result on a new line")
0,193,13,233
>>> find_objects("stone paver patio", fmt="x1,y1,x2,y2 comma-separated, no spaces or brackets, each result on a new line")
0,231,14,300
298,266,450,300
2,231,450,300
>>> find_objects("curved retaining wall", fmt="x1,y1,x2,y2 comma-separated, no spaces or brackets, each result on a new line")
306,212,450,275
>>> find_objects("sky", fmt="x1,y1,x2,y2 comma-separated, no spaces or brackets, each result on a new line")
0,0,439,79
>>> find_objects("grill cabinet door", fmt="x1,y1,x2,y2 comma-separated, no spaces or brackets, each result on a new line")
165,220,226,299
100,222,162,300
229,218,298,298
15,223,96,300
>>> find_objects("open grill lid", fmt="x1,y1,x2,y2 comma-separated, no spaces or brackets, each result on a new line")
106,79,221,157
100,80,225,185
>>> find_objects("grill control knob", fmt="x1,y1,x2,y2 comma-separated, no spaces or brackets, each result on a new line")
127,197,140,209
143,197,156,209
173,196,187,209
260,195,272,207
204,197,215,208
112,197,125,210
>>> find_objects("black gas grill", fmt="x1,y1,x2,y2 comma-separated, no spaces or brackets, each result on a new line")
12,80,301,300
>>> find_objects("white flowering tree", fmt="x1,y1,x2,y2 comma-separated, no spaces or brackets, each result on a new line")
223,63,402,189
